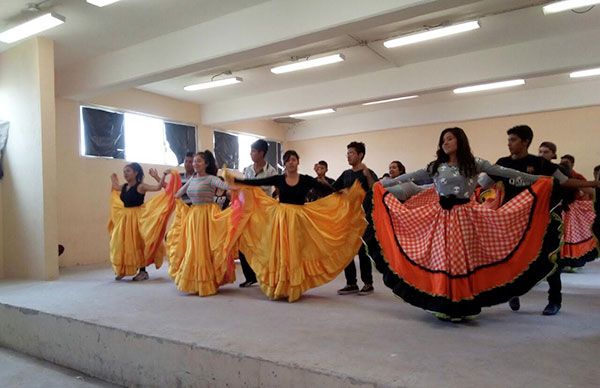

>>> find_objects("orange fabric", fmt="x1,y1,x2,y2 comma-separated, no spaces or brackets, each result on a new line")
561,238,597,259
373,177,553,302
232,181,367,302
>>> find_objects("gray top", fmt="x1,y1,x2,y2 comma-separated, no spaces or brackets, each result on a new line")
385,181,427,201
383,158,538,199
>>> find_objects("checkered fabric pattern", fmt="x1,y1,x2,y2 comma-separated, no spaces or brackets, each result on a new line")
562,200,596,244
384,188,535,276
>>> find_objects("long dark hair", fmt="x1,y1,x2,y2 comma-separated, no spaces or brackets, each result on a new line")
126,162,144,183
427,127,477,178
198,150,218,176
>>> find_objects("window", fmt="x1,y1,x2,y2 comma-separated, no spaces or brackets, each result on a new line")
80,106,196,166
213,130,282,173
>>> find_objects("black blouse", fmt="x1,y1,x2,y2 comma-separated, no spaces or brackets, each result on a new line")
236,174,332,205
120,183,145,207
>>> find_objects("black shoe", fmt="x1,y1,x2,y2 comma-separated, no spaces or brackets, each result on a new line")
358,284,374,295
337,284,359,295
509,297,520,311
239,280,256,288
542,303,561,316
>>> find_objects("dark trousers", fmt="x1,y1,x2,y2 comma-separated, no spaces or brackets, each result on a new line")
239,252,256,283
547,265,562,305
344,244,373,286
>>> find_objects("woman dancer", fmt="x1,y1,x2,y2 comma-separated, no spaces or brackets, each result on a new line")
109,164,178,281
231,150,367,302
167,151,239,296
374,127,556,321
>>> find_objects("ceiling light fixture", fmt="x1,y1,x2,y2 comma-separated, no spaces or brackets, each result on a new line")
289,108,336,118
87,0,122,7
271,54,345,74
453,79,525,94
362,95,419,106
0,12,65,44
570,67,600,78
184,77,243,91
384,21,480,48
543,0,600,14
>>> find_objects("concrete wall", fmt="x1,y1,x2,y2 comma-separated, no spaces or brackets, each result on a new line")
0,38,58,280
287,106,600,180
56,90,286,268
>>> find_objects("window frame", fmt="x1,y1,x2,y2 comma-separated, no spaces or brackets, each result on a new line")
79,104,198,165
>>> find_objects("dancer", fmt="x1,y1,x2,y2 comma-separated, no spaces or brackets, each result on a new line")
238,139,278,288
179,151,196,205
307,160,334,201
167,151,240,296
109,164,177,281
373,127,557,321
385,160,425,201
489,127,600,315
231,150,367,302
333,142,379,296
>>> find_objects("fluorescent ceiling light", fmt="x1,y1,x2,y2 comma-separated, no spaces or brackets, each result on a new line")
184,77,243,91
384,21,480,48
289,108,336,118
87,0,122,7
453,79,525,94
543,0,600,14
0,12,65,44
271,54,345,74
570,67,600,78
362,95,419,106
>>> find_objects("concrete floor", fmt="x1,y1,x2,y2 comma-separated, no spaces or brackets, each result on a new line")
0,260,599,387
0,347,118,388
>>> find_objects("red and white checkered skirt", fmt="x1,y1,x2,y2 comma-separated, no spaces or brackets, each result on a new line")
373,177,555,308
560,199,598,266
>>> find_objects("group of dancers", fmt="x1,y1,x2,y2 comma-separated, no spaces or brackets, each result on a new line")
108,125,600,322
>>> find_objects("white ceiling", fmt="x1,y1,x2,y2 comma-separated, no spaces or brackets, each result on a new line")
2,0,600,137
0,0,269,68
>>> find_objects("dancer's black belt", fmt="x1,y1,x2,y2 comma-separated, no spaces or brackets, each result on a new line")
439,195,470,210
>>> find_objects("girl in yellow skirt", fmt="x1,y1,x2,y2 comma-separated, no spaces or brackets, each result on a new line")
109,163,178,281
167,151,239,296
231,150,368,302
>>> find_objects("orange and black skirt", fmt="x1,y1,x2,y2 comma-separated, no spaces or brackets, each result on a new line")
372,177,557,317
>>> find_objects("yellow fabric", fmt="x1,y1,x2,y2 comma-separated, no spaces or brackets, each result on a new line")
108,191,145,276
235,181,367,302
167,201,238,296
108,172,179,277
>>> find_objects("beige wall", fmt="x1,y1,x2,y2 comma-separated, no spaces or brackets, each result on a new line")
0,38,58,280
288,106,600,180
56,89,286,268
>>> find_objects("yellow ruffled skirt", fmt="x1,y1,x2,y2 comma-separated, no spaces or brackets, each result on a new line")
235,181,367,302
108,172,179,277
167,201,238,296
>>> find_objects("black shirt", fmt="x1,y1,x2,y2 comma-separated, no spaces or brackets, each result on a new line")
494,154,559,201
237,174,332,205
120,183,145,207
333,168,378,216
306,176,335,202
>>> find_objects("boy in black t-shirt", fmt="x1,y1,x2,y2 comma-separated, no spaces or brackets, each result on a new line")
488,125,599,316
333,142,379,295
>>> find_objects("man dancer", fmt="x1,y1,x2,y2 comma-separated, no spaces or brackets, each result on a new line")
489,126,599,315
239,139,278,287
333,142,379,295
